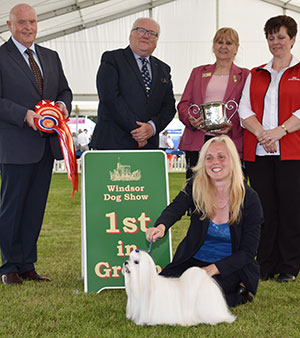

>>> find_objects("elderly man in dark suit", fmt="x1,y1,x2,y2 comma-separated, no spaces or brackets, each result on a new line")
91,17,176,150
0,3,72,285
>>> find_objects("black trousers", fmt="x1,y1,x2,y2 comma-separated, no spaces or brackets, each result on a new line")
160,258,245,307
184,151,199,180
246,156,300,277
0,140,54,275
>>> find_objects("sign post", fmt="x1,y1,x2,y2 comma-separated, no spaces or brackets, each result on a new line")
82,150,172,293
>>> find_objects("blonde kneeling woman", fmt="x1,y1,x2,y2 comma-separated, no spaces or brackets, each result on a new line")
146,135,263,307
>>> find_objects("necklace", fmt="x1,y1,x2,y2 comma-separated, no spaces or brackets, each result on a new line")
215,73,229,77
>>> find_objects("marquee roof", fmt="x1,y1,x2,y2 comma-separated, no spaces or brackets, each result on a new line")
1,0,300,115
0,0,176,44
1,0,300,44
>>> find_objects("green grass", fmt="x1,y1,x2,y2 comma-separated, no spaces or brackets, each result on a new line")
0,173,299,337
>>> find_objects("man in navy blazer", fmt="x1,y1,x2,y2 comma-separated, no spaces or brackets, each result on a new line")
91,17,176,150
0,4,72,285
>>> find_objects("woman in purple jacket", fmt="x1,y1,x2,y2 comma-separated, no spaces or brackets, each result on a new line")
178,27,249,179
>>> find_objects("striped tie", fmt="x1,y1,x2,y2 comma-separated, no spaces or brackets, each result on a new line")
25,49,43,93
139,58,151,97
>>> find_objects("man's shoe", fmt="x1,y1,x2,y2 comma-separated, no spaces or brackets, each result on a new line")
20,270,51,282
1,272,23,285
277,273,296,283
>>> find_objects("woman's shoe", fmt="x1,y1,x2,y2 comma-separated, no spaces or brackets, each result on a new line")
237,285,253,304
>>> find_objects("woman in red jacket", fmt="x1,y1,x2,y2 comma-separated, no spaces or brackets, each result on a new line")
239,15,300,283
178,27,249,179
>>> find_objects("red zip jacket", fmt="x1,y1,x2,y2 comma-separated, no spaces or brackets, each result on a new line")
244,62,300,161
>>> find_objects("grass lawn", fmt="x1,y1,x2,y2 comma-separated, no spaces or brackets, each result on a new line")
0,173,299,337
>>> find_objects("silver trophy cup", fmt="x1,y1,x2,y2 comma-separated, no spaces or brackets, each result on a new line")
188,100,238,131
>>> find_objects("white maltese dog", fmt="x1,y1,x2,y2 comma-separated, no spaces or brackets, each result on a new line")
123,249,236,326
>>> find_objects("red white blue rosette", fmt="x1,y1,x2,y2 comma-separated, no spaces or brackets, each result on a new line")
35,100,78,197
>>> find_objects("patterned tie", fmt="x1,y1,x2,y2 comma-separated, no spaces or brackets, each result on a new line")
25,48,43,93
139,57,151,97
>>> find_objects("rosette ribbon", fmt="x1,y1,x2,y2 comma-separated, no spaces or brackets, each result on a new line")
34,100,78,197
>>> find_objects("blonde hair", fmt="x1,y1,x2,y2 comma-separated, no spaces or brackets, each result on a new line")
213,27,240,48
192,136,245,224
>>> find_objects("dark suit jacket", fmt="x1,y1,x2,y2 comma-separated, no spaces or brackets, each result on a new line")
91,46,176,149
154,180,263,294
0,38,72,164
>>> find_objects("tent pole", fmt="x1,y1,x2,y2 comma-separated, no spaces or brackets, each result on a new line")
216,0,219,30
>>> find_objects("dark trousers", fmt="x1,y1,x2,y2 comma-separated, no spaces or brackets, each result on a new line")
184,151,199,180
160,258,245,307
0,140,54,275
246,156,300,277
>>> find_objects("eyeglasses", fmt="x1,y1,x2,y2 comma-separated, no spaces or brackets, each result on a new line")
132,27,159,39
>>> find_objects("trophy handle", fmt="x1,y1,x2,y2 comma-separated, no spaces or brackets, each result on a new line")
188,104,201,120
225,100,238,122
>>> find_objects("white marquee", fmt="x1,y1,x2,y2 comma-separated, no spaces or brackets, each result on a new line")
1,0,300,114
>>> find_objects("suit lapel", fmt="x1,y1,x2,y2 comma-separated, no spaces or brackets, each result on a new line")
124,47,146,93
223,63,241,102
149,55,158,98
200,64,216,102
6,38,42,95
35,45,47,95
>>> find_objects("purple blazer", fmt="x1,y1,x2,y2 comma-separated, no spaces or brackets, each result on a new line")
178,63,249,157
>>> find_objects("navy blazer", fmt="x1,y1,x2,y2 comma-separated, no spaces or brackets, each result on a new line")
91,46,176,149
0,38,72,164
155,180,263,294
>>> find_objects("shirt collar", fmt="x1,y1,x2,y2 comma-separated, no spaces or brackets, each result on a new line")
131,49,150,63
264,55,299,72
11,36,36,55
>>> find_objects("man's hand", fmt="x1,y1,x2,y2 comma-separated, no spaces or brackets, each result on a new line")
57,102,69,119
137,140,148,148
25,110,41,131
131,122,154,143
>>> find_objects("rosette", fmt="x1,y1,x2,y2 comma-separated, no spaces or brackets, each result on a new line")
35,100,78,197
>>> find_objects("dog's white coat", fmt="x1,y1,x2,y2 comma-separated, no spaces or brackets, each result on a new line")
123,250,236,326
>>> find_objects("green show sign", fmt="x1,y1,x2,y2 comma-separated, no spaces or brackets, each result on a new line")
82,150,172,293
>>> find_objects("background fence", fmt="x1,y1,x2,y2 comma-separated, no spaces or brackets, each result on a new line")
53,155,186,174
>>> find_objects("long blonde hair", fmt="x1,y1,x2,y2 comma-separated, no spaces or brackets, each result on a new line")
192,136,245,224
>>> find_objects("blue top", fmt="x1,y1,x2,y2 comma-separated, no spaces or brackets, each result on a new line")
193,220,232,263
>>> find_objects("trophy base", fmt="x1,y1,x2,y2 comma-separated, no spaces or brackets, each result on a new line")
204,123,227,132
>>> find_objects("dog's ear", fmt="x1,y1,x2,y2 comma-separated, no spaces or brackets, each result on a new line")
138,252,156,300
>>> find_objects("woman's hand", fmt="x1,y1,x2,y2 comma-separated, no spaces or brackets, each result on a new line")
212,122,233,135
202,264,220,277
146,224,166,242
188,114,205,130
257,127,286,153
260,127,286,144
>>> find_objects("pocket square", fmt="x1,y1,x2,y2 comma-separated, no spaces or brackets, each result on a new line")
161,78,169,84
